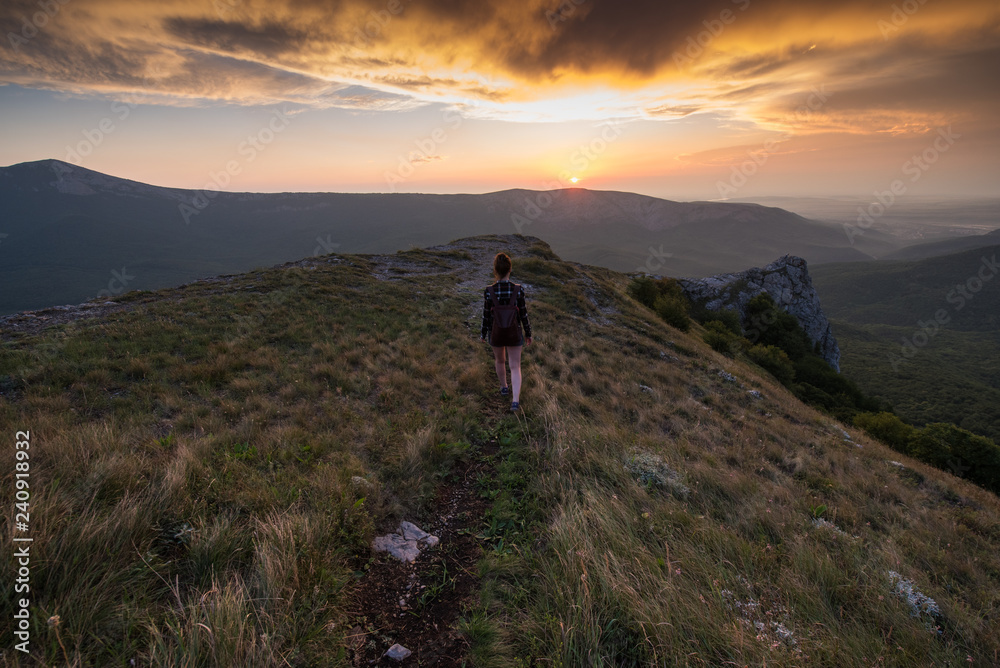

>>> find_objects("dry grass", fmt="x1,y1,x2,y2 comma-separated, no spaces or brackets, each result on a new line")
2,236,998,666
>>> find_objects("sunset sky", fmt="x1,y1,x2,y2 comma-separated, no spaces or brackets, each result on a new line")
1,0,998,199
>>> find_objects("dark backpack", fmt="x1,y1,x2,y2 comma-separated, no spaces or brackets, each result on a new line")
489,283,522,346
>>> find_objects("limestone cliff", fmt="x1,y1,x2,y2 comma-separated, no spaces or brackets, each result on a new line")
677,255,841,371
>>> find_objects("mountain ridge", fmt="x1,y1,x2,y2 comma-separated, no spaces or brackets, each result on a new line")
882,229,1000,261
1,159,880,314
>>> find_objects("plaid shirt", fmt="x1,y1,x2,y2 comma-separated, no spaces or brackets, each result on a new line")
481,280,532,340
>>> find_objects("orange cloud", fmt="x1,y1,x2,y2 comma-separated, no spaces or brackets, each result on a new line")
0,0,997,139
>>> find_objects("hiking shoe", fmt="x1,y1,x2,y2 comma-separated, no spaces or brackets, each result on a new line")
500,387,509,396
510,401,520,411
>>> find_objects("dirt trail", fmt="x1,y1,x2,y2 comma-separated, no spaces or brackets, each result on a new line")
345,428,501,666
345,236,539,665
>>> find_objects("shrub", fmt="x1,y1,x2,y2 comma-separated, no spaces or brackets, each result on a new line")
794,382,837,413
703,321,739,355
745,293,811,360
627,276,660,309
854,412,917,452
627,277,693,332
654,294,691,332
909,423,1000,492
747,344,795,385
708,308,742,335
854,415,1000,493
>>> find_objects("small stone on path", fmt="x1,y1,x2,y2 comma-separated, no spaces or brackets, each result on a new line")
373,521,440,563
400,520,439,547
385,644,412,661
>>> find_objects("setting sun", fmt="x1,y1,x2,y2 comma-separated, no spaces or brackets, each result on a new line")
1,0,996,197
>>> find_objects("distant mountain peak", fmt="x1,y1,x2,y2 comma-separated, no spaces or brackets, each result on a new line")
2,158,188,200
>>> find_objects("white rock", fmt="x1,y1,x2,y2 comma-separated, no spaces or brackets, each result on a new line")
400,521,430,542
385,644,412,661
373,522,440,563
373,533,420,563
351,475,372,489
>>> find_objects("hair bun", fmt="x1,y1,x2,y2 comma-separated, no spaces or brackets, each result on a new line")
493,252,512,279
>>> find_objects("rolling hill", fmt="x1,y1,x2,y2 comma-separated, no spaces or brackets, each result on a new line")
1,235,998,666
1,159,882,314
811,245,1000,331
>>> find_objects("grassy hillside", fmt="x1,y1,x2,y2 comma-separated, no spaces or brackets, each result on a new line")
2,235,999,666
812,247,1000,442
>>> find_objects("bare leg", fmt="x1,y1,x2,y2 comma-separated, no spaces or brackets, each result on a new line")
492,346,508,389
507,345,523,402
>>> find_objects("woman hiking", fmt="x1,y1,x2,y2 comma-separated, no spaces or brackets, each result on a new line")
480,252,532,411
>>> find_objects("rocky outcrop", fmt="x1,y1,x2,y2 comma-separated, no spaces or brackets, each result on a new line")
677,255,841,371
